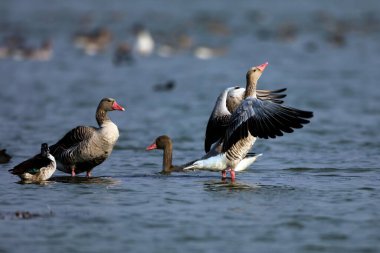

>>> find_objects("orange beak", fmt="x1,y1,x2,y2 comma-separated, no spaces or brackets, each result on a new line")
146,143,157,150
257,62,269,72
112,101,125,111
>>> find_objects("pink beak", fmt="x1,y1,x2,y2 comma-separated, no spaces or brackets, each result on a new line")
112,101,125,111
257,62,269,72
146,143,157,150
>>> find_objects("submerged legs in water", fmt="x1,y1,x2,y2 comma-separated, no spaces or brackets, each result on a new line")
221,168,236,181
229,169,236,181
71,166,76,177
221,170,227,179
71,166,91,177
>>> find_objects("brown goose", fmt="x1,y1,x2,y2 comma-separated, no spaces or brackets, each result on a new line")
146,135,187,174
146,135,262,175
50,98,125,177
9,143,56,182
184,62,313,180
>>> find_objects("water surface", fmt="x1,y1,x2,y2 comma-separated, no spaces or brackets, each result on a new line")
1,0,380,252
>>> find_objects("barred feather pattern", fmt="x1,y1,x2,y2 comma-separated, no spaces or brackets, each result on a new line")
223,97,313,152
225,133,256,166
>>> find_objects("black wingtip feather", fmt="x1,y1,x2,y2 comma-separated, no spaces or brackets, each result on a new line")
223,98,313,151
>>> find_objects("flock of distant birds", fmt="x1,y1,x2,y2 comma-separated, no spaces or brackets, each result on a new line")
0,37,53,61
2,62,313,183
1,8,375,64
0,23,225,65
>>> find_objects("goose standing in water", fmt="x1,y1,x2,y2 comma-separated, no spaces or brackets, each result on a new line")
204,85,287,154
50,98,125,177
146,135,262,174
9,143,56,182
185,62,313,180
202,80,286,174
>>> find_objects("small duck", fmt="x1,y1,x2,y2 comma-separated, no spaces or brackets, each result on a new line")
73,27,112,55
153,80,176,92
9,143,56,182
132,23,155,56
193,46,226,60
0,149,12,164
113,42,134,65
0,34,25,58
0,46,10,59
157,33,193,57
22,39,53,61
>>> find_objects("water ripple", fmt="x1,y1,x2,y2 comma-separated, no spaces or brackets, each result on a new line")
49,176,121,185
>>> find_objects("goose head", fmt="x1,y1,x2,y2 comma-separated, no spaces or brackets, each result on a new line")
99,98,125,112
245,62,269,97
246,61,268,85
146,135,172,151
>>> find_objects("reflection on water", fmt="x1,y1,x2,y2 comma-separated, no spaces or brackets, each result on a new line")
16,179,56,185
0,210,54,220
284,167,377,174
49,176,120,185
203,180,297,192
285,167,340,172
203,180,260,191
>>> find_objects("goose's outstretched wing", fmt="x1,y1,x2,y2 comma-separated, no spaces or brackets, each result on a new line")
204,114,231,153
257,88,287,104
205,87,288,152
223,97,313,152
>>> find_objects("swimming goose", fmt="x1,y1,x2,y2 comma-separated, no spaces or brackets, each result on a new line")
184,62,313,180
146,135,190,174
147,135,262,175
50,98,125,177
9,143,56,182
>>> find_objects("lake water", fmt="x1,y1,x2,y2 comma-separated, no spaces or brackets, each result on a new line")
1,0,380,252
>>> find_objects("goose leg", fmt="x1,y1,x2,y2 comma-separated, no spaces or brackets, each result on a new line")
229,169,236,181
86,171,92,178
221,170,227,179
71,166,76,177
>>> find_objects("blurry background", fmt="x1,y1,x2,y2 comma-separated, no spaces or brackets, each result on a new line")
0,0,380,252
